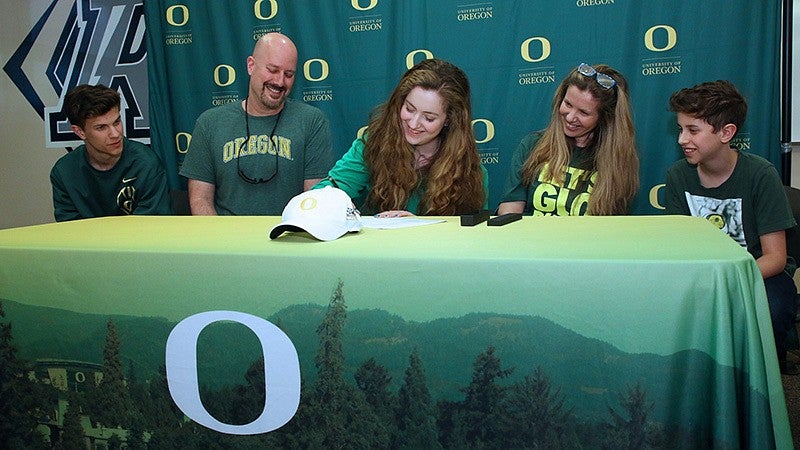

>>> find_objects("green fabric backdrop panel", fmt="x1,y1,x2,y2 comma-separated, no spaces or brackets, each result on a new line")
145,1,781,214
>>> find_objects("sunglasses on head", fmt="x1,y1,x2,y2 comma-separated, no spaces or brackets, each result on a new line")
577,63,616,90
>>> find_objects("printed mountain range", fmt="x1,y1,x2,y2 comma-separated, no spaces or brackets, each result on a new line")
2,298,761,426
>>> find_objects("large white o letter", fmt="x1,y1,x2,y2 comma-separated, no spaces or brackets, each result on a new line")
165,311,300,435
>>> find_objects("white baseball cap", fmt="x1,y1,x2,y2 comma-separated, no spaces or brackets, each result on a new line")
269,186,363,241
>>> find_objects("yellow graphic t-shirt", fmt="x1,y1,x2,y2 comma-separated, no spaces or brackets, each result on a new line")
500,131,597,216
529,163,597,216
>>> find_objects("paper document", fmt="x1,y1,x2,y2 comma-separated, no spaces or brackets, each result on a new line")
360,217,445,229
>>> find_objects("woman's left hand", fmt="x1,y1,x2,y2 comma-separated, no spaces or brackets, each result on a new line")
374,210,414,218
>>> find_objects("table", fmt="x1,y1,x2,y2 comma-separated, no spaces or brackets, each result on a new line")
0,215,791,448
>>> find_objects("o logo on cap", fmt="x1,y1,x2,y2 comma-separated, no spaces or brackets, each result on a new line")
300,198,317,210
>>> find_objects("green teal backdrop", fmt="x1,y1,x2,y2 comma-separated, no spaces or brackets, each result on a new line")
144,0,782,214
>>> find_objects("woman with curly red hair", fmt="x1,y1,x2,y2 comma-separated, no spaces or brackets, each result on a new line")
315,58,487,216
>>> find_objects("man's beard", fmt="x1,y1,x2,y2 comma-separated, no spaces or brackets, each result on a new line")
258,83,286,111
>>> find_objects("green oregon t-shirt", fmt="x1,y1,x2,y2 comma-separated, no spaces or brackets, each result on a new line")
180,99,333,215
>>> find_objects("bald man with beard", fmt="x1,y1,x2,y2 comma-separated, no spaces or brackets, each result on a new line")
181,33,333,215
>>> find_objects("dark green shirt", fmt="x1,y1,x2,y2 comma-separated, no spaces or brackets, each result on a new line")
50,138,172,221
665,150,796,274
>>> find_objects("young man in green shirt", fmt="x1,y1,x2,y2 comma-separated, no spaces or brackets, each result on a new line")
50,84,172,221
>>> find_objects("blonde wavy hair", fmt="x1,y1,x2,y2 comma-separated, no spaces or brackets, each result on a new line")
521,64,639,215
363,59,485,215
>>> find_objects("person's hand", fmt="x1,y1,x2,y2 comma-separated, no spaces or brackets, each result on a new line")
374,210,414,218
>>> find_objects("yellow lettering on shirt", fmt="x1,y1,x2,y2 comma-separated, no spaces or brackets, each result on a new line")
531,163,596,216
532,183,558,213
277,136,291,159
221,135,293,163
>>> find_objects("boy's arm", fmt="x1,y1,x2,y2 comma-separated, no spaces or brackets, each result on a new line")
757,230,787,278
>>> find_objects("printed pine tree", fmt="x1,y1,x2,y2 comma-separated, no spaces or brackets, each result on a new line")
56,393,86,450
459,346,513,447
0,302,49,448
498,366,581,448
604,381,664,448
86,319,139,428
355,357,395,423
394,348,441,449
290,280,388,448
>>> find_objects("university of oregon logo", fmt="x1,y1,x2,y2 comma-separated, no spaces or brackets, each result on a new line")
254,0,278,20
649,184,665,210
472,119,495,144
520,37,551,63
214,65,237,87
300,197,318,211
301,59,332,103
303,59,330,82
406,50,434,69
706,213,725,230
165,4,189,26
166,311,300,434
164,4,192,45
117,185,137,215
351,0,378,11
348,0,382,32
644,25,677,52
176,132,192,155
